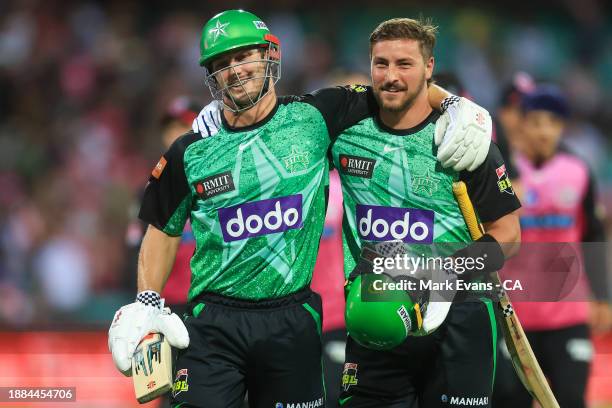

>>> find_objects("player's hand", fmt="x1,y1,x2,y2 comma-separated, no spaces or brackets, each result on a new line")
361,240,457,335
108,291,189,376
192,100,222,137
420,267,458,334
434,96,492,172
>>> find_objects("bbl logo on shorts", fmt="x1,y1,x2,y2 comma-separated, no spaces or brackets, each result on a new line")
172,368,189,397
339,154,376,179
194,171,235,200
342,363,359,391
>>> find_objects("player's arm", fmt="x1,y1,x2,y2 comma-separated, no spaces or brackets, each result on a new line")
309,83,494,172
427,83,451,108
483,210,521,258
137,132,195,293
191,84,492,171
453,142,522,279
298,85,374,141
137,225,181,293
109,133,198,375
471,123,522,257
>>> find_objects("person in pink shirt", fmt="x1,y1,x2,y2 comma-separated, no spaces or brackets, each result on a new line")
493,85,612,408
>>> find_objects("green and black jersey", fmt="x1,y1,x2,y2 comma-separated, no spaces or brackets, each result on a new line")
139,86,373,301
139,85,520,299
331,96,522,277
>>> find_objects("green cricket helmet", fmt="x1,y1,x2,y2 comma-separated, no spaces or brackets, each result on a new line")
200,10,278,67
200,10,281,112
345,274,423,351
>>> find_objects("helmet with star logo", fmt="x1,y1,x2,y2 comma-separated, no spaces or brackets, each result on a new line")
200,10,281,112
200,10,278,66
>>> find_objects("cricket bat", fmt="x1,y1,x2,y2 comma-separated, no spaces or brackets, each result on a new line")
131,332,173,404
452,181,559,408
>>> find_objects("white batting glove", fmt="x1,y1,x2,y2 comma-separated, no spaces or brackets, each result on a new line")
434,96,492,172
421,267,458,334
108,291,189,376
192,100,222,137
365,240,455,335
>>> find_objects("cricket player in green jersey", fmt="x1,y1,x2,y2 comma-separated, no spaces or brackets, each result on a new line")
334,19,522,407
109,10,498,408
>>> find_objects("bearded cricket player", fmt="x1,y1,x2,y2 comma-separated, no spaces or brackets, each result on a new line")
331,18,522,407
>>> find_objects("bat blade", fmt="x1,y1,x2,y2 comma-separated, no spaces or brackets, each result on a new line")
131,332,173,404
452,181,559,408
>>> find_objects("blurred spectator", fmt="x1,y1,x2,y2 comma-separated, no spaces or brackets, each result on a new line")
493,85,611,408
34,236,91,315
496,71,536,155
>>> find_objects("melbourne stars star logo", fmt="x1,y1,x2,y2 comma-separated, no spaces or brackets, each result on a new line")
209,20,230,43
411,167,440,196
282,145,310,172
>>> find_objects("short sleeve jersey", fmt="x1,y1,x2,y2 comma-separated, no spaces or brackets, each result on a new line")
139,86,372,301
331,99,522,277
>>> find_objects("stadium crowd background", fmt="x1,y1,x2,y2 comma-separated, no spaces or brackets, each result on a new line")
0,0,611,326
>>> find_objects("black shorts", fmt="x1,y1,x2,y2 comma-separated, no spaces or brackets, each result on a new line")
339,299,497,408
171,288,325,408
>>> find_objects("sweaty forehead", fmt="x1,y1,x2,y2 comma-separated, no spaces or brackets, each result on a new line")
371,39,421,59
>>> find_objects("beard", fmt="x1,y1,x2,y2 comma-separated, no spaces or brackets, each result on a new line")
374,75,427,113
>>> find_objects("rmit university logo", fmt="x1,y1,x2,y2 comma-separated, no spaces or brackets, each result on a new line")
194,171,235,200
356,204,434,243
218,195,302,242
339,154,376,179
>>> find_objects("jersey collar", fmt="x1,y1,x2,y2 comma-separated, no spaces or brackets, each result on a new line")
374,110,440,136
220,98,280,133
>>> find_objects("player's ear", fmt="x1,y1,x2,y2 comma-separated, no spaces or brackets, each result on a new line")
425,56,434,80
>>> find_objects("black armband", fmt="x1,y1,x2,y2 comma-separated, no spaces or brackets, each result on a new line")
452,234,505,280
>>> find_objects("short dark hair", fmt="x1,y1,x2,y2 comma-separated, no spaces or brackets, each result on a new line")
369,18,438,60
